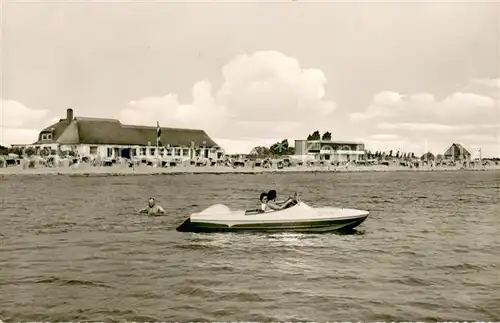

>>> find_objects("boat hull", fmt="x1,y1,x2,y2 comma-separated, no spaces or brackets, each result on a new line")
176,214,369,233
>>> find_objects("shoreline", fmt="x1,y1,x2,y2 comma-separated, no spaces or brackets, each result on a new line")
1,164,498,177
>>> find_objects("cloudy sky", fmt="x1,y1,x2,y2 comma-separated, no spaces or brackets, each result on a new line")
1,1,499,156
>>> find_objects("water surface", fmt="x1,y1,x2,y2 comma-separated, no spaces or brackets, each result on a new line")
1,171,499,321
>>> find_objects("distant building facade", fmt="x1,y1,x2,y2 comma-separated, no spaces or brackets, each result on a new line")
294,139,365,162
28,109,224,160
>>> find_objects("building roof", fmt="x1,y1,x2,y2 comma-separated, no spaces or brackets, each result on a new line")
34,116,220,148
298,139,365,145
443,143,471,158
33,119,74,145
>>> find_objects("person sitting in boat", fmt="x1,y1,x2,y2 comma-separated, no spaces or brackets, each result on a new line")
265,190,296,211
137,197,166,216
259,192,268,213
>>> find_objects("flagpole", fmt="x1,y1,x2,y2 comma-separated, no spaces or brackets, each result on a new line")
479,147,482,168
131,147,135,172
156,121,161,166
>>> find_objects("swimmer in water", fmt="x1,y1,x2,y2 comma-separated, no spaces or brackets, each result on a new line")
137,197,166,216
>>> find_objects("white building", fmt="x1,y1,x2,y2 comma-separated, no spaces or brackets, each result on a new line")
30,109,224,160
294,139,365,162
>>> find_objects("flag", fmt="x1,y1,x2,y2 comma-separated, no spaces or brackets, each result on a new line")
156,121,162,146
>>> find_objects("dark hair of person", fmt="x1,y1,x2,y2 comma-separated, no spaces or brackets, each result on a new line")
267,190,277,200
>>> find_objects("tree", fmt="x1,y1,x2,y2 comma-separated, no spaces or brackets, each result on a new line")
12,147,24,156
270,139,286,155
389,150,393,157
421,152,435,161
307,130,321,141
269,139,295,156
0,145,8,155
321,131,332,141
396,151,400,158
25,147,36,157
411,152,415,159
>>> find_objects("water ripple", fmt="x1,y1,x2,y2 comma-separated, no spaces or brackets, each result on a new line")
1,170,499,321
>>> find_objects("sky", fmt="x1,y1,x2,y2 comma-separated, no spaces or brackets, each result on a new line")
1,1,499,157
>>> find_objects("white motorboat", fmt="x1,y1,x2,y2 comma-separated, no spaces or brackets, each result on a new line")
176,195,369,233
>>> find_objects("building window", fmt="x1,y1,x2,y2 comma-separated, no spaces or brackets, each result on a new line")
47,134,52,140
41,134,47,140
107,148,113,157
140,148,146,155
150,148,156,156
309,142,320,150
159,148,165,156
166,149,172,156
90,146,98,155
175,149,181,156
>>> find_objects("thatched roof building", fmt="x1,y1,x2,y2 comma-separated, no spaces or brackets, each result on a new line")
443,143,471,160
34,109,220,148
249,146,270,156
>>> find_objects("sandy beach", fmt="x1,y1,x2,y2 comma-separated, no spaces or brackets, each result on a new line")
1,161,499,177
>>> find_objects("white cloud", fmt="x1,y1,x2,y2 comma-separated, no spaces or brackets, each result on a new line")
379,122,464,132
118,51,336,153
367,134,402,140
1,100,48,128
350,91,498,124
463,78,500,100
0,100,49,146
378,122,499,132
460,133,500,143
471,78,500,89
350,80,500,156
0,127,40,147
